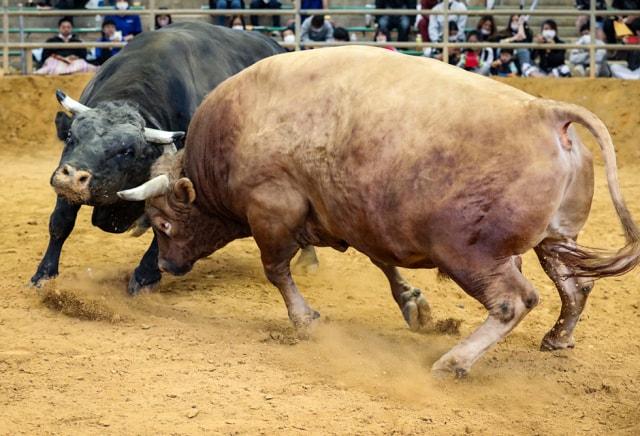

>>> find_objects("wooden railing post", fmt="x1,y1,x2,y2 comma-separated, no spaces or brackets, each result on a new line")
2,0,9,74
589,0,596,78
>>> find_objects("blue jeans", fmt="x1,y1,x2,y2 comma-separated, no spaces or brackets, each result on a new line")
378,15,410,42
215,0,243,25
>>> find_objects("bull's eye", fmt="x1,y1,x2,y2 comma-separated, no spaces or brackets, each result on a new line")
117,147,135,158
160,221,172,236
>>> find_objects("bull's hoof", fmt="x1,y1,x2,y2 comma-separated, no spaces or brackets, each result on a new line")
127,274,159,296
401,288,432,331
290,308,321,335
431,355,469,379
540,333,576,351
30,270,56,288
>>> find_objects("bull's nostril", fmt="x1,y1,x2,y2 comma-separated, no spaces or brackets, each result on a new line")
78,175,89,184
62,167,70,176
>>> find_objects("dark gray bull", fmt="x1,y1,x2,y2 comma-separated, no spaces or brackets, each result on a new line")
31,22,286,294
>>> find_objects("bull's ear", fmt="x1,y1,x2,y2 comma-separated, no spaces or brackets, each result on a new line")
172,177,196,205
55,111,72,141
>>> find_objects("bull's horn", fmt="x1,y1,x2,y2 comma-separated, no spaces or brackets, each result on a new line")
117,174,170,201
56,89,90,114
144,127,185,145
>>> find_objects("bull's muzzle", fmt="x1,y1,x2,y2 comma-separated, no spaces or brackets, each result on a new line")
158,258,192,276
51,164,93,203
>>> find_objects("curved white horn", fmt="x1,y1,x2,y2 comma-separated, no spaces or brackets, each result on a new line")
144,127,185,145
56,89,90,114
117,175,170,202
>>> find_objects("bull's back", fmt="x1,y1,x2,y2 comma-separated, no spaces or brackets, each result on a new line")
192,47,571,264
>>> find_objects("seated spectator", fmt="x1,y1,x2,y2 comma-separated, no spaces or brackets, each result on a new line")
457,30,493,75
333,27,350,42
494,14,534,75
301,15,334,43
603,0,640,45
209,0,244,26
250,0,281,27
569,22,607,77
489,48,519,77
476,15,496,42
428,0,466,43
530,19,570,77
92,18,123,66
105,0,142,41
574,0,606,35
376,0,416,42
424,20,458,58
610,20,640,79
415,0,437,42
155,11,172,30
228,15,246,30
281,23,296,51
36,17,97,75
374,28,397,51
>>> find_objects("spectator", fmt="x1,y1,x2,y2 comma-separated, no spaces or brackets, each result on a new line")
489,48,519,77
428,0,466,43
415,0,437,42
333,27,350,42
574,0,606,34
373,27,397,51
209,0,244,26
36,17,97,75
301,15,334,43
302,0,328,22
569,22,607,76
476,15,496,42
155,11,172,30
603,0,640,45
250,0,282,27
376,0,417,42
530,19,571,77
228,15,246,30
281,23,296,51
610,20,640,79
457,30,493,75
93,18,123,66
495,14,534,76
424,20,458,58
105,0,142,41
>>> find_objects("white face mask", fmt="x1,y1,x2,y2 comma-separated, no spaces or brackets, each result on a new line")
283,34,295,44
542,29,556,40
510,23,519,32
480,28,491,35
232,25,243,30
116,1,128,10
448,35,458,42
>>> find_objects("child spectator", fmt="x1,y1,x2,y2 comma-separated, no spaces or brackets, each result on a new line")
281,24,296,51
569,22,607,76
490,48,519,77
36,17,97,75
210,0,244,26
333,27,350,42
476,15,496,42
530,19,571,77
428,0,467,43
373,28,397,51
105,0,142,41
376,0,416,42
93,18,123,65
155,11,172,30
457,30,493,75
301,15,334,43
250,0,282,27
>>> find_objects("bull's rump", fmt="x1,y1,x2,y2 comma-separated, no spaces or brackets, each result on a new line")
187,46,572,266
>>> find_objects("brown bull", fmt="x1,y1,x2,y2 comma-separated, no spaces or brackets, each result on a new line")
119,47,640,376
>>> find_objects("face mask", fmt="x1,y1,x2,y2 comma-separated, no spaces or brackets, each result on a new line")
510,23,519,32
480,28,491,35
116,1,128,10
448,35,458,42
158,18,169,27
283,34,295,44
232,25,243,30
542,29,556,40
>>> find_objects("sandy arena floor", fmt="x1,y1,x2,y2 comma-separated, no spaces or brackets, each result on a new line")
0,74,639,435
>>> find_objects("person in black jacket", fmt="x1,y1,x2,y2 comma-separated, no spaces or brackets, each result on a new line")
531,19,571,77
375,0,416,42
41,17,87,65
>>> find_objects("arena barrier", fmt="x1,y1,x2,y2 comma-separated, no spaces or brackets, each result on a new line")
2,0,639,78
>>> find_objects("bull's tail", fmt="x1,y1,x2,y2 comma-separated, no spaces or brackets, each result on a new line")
540,99,640,278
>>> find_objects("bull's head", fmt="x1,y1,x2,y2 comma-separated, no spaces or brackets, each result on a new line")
50,90,184,205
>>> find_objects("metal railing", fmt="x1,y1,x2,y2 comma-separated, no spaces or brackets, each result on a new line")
2,0,639,78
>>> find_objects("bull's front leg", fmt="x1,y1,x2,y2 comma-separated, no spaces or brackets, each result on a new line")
128,235,162,295
31,197,81,286
370,259,432,331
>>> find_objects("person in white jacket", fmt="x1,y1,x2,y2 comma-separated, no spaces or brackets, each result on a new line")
569,22,607,76
428,0,467,42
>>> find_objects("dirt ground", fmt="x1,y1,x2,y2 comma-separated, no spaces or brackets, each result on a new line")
1,74,639,435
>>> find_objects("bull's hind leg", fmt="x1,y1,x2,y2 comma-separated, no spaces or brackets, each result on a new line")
370,259,432,331
247,187,319,328
432,257,539,377
535,240,593,351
